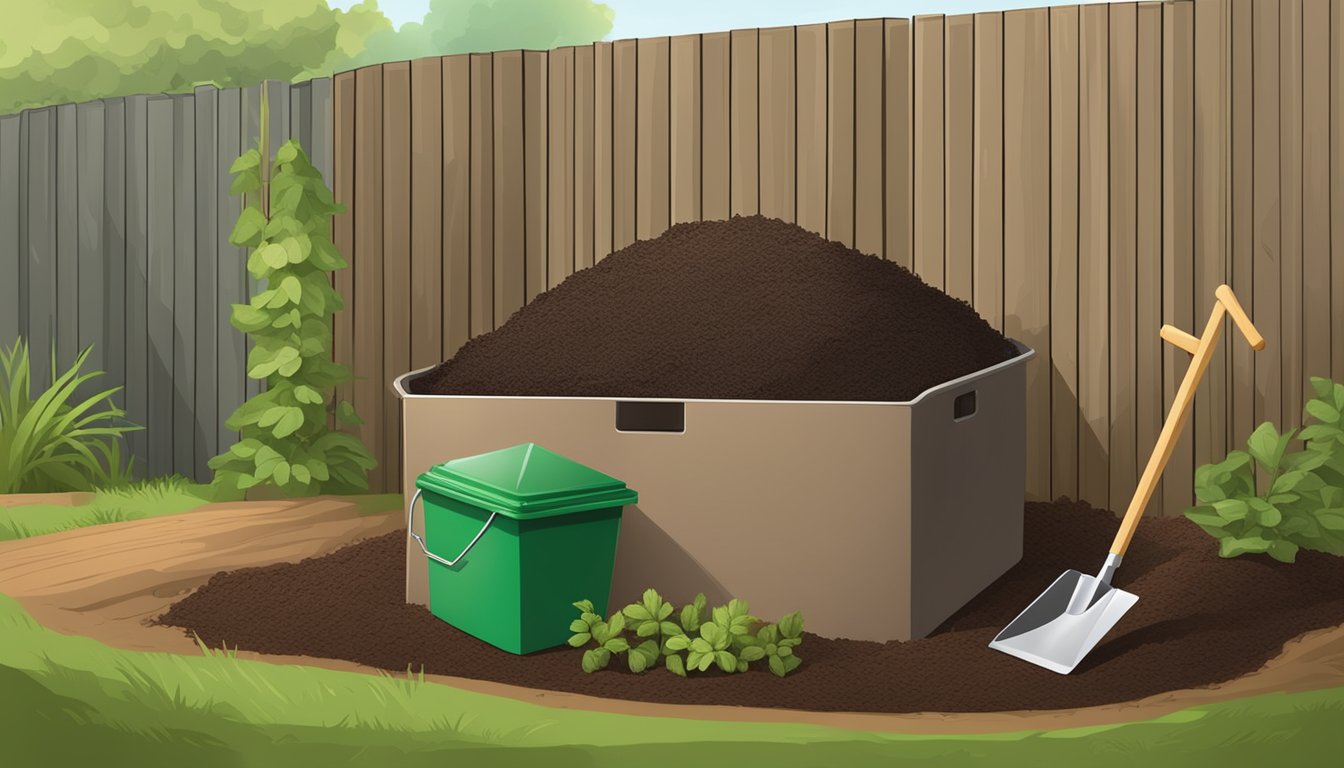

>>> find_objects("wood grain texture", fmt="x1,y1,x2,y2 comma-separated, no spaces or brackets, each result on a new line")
102,100,127,438
331,74,355,435
885,19,913,268
1230,0,1256,452
442,56,471,358
796,24,827,237
1332,0,1344,384
469,55,494,336
1003,7,1051,502
1278,0,1304,427
522,50,548,300
594,42,613,260
409,57,444,373
913,15,943,284
146,97,174,479
574,46,596,268
75,103,106,409
701,32,730,223
549,46,576,286
730,29,759,218
214,90,243,456
26,109,56,393
637,38,671,239
1252,0,1283,437
170,95,197,479
854,19,884,258
1049,5,1078,500
353,66,385,490
0,116,19,349
192,88,218,475
1301,0,1329,391
55,104,77,374
1163,0,1196,518
1109,2,1138,518
382,62,412,491
670,35,702,226
828,21,856,248
1136,2,1164,504
943,14,973,303
1079,4,1110,512
493,51,525,326
758,26,795,223
612,40,636,249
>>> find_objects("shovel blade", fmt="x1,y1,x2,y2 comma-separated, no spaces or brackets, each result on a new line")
988,569,1139,675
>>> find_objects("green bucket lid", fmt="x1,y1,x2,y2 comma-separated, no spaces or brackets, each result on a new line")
415,443,638,520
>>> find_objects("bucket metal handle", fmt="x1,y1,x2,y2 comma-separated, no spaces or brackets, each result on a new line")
407,488,498,568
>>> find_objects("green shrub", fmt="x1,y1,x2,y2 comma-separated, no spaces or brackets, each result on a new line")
1185,376,1344,562
208,93,375,497
568,589,805,678
0,339,138,494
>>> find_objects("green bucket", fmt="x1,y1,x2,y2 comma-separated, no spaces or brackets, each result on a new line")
409,443,637,654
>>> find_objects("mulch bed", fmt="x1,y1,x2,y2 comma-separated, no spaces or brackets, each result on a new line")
158,498,1344,713
408,215,1020,402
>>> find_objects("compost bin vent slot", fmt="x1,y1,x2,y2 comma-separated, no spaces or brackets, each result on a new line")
615,402,685,433
954,391,977,421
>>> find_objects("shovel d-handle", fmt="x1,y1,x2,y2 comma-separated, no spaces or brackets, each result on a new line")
407,488,498,568
1110,285,1264,559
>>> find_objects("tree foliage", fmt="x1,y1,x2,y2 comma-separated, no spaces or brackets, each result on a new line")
0,1,616,114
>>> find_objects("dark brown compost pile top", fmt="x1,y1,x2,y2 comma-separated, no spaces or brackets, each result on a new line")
158,499,1344,713
409,215,1019,401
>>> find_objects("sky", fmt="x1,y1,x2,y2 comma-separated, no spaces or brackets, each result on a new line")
329,1,1122,38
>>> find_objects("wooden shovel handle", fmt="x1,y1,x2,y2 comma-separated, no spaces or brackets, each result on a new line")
1110,285,1264,557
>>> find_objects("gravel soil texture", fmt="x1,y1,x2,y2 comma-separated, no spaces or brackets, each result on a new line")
408,215,1020,402
157,499,1344,713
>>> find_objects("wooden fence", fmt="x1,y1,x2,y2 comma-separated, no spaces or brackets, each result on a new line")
0,81,333,481
330,0,1344,514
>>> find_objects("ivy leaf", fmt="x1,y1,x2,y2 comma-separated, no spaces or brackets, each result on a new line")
1267,539,1299,563
1306,399,1341,425
291,464,312,484
260,242,288,270
336,400,363,426
294,385,323,405
272,407,304,439
280,276,302,305
229,207,267,248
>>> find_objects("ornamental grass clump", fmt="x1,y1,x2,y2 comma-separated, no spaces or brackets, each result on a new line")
568,588,805,678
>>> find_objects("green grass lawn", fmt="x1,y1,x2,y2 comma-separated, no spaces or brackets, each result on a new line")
0,592,1336,767
0,478,402,541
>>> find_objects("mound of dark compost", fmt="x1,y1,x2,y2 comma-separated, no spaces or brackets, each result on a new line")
409,215,1019,401
157,498,1344,713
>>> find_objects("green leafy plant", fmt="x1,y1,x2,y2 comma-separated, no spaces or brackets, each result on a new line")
568,589,805,679
208,88,375,497
1185,376,1344,562
0,339,138,494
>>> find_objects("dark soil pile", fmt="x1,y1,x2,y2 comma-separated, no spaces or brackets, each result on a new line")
158,499,1344,713
409,215,1019,401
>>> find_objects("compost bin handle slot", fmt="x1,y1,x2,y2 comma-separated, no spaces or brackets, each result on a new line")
953,390,977,421
407,489,498,568
615,401,685,433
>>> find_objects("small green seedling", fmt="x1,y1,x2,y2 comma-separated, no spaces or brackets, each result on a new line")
621,588,682,673
568,599,631,673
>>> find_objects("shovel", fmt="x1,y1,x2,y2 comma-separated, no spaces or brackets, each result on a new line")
989,284,1265,674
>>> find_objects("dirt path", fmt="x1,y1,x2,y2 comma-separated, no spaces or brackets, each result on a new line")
1,501,1342,735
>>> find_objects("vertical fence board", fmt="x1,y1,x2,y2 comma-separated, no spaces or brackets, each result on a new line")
855,19,885,258
311,78,334,186
494,51,526,325
1302,0,1330,391
331,74,355,435
758,27,795,223
146,97,175,479
443,57,471,358
75,103,106,404
193,87,218,479
522,50,548,299
1231,0,1256,451
886,19,913,268
797,25,827,236
469,55,494,335
410,57,444,375
1079,4,1110,511
944,14,973,302
1109,3,1138,517
913,16,943,285
124,98,149,468
702,32,730,222
828,21,856,248
730,29,759,218
290,82,309,149
102,99,127,419
382,62,411,491
26,109,56,393
241,85,263,405
1252,0,1282,439
353,66,386,490
574,46,596,268
1049,5,1078,500
215,89,244,456
0,116,18,348
171,95,197,479
670,35,702,226
1279,0,1304,426
1194,0,1230,478
1136,3,1164,502
637,38,671,239
55,104,78,374
594,42,613,260
974,13,1004,332
612,40,637,249
1004,7,1051,501
549,47,576,284
1163,0,1196,517
1334,0,1344,384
